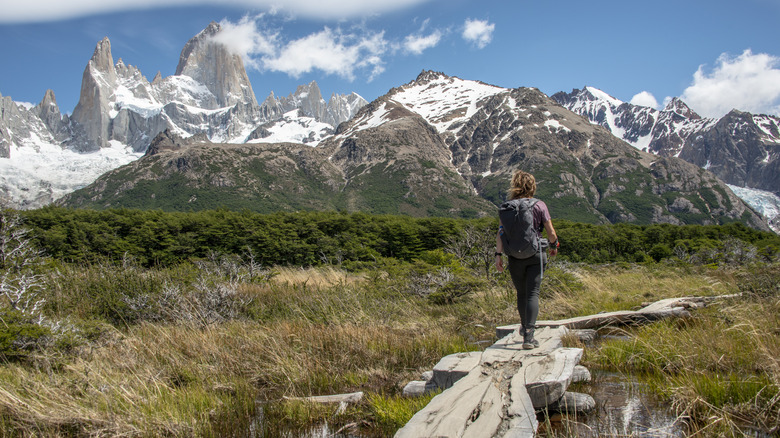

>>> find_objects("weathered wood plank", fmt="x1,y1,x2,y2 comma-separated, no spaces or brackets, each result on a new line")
395,367,492,438
433,351,482,389
461,380,505,437
499,295,734,336
536,307,690,329
283,391,363,404
506,370,539,435
523,347,583,408
482,327,565,366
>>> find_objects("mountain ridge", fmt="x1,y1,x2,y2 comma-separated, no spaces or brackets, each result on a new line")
552,86,780,231
57,70,770,231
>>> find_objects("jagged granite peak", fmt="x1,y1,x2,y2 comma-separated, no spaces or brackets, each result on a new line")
257,81,367,130
70,36,118,151
552,86,718,156
680,109,780,190
1,23,372,210
33,89,69,142
0,91,62,158
553,86,780,194
174,21,258,109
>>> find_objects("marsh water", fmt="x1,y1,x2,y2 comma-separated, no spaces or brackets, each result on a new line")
249,371,684,438
543,371,683,437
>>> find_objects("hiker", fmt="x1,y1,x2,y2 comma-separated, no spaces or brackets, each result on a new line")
495,170,559,350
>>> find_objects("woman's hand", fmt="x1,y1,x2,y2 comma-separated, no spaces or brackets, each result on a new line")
495,254,504,272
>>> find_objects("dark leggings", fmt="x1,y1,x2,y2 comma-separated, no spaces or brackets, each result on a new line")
507,253,546,332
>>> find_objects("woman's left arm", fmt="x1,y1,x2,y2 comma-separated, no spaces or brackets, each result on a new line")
544,219,558,256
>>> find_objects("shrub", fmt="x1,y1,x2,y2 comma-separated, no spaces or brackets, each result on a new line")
0,310,51,360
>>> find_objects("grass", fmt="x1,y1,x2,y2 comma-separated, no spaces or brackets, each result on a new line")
574,265,780,436
1,252,778,436
0,260,509,436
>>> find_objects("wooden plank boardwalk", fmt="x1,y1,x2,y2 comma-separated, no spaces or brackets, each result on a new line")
396,295,730,437
395,326,580,437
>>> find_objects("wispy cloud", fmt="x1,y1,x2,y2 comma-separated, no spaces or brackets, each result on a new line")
462,18,494,49
681,49,780,117
403,31,442,55
262,28,387,80
0,0,436,23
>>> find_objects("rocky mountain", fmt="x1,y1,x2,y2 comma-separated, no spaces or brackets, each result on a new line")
59,71,769,230
552,87,780,230
0,22,367,209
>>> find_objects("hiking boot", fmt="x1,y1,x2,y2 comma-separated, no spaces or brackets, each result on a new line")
522,328,538,350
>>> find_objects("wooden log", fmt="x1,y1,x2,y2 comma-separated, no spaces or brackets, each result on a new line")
536,305,690,329
283,391,363,404
433,351,482,389
506,369,540,436
482,326,566,366
462,380,505,437
522,348,583,409
394,366,494,437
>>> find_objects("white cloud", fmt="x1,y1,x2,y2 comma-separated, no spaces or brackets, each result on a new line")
629,91,660,109
206,16,388,81
0,0,435,23
403,31,442,55
462,18,494,49
680,49,780,118
261,27,387,80
210,15,277,70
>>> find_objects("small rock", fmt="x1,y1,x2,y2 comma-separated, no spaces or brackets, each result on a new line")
547,391,595,414
571,365,591,383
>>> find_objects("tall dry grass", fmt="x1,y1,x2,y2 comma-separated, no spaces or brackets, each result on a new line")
577,264,780,436
0,264,505,436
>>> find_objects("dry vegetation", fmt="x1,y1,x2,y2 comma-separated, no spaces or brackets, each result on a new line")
1,209,778,437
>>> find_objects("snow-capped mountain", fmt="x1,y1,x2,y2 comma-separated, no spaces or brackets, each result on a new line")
552,87,720,157
553,87,780,232
0,22,367,209
60,70,768,230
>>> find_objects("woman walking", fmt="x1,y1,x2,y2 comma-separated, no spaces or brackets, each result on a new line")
495,170,559,349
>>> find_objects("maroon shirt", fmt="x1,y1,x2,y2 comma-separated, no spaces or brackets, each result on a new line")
532,200,551,237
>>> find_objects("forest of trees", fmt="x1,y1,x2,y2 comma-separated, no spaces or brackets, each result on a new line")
18,207,780,268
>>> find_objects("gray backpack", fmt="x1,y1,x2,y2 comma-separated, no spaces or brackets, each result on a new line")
499,198,544,260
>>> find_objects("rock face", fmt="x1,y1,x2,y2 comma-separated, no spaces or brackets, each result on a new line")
175,21,258,109
70,37,116,151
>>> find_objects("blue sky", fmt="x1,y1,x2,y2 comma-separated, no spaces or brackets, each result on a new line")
1,0,779,118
